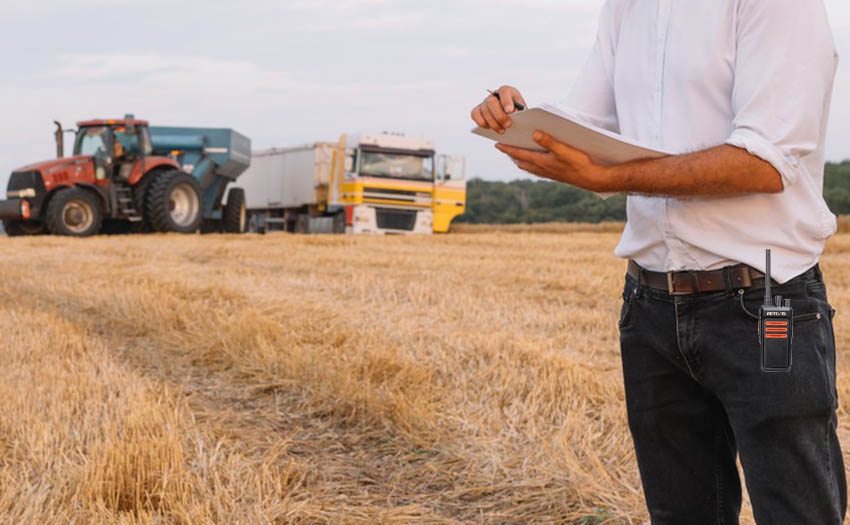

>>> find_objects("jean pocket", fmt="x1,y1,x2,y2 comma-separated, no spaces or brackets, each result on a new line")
618,298,633,328
794,311,822,325
793,304,838,407
619,275,636,328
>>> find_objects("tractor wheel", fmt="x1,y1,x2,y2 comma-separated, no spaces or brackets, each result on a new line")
145,170,202,233
130,173,156,233
46,187,103,237
223,187,247,233
4,220,46,237
332,210,346,234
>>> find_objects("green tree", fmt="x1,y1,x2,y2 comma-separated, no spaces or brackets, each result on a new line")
825,161,850,215
459,161,850,224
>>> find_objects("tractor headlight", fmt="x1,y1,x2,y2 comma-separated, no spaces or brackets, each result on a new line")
6,188,36,198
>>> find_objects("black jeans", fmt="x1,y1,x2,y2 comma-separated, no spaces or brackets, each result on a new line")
618,263,846,524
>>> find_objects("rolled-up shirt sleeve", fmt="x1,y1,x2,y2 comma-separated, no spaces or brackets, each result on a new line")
725,0,838,189
561,0,620,133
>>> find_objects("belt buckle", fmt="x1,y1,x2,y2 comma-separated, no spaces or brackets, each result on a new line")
667,271,696,296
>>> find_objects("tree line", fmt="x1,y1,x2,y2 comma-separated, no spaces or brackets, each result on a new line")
457,161,850,224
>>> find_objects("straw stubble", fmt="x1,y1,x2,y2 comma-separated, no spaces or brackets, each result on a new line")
1,228,848,524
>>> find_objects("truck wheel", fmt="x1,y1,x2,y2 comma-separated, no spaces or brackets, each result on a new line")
4,220,46,237
46,187,103,237
223,187,246,233
145,171,202,233
332,210,346,234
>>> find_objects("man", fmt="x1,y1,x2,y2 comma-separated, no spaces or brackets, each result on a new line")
470,1,843,523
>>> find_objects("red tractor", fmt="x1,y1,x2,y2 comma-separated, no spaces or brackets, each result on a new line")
1,116,250,237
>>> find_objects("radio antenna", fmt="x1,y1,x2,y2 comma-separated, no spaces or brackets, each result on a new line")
764,249,772,306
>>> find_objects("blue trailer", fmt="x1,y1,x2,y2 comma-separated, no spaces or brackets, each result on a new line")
150,126,251,233
0,115,251,237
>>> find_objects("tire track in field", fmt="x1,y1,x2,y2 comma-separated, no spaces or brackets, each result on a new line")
0,234,643,523
0,260,564,524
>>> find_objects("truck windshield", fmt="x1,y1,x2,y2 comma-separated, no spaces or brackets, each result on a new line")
359,151,434,181
75,127,108,156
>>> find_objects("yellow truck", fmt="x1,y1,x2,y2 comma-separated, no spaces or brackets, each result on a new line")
240,133,466,234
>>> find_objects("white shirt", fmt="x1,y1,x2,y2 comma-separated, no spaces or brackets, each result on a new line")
563,0,839,283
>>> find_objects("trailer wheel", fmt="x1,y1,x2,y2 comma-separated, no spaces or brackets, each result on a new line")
3,220,46,237
145,170,202,233
46,187,103,237
332,210,346,234
223,187,247,233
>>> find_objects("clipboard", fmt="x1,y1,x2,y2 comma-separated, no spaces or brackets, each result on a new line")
472,103,671,168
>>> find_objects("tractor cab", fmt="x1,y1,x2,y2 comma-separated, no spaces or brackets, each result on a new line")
72,116,154,181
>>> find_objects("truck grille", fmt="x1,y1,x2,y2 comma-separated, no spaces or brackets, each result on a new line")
363,187,431,205
375,208,417,231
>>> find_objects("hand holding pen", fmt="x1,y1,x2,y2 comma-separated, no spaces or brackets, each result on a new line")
470,85,527,135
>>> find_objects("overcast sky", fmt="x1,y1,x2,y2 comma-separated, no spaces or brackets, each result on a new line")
1,0,848,189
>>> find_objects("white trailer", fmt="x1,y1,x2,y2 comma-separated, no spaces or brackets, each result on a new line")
241,142,352,233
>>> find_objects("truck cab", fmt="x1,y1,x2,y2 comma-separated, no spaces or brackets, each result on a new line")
338,134,466,234
340,134,437,234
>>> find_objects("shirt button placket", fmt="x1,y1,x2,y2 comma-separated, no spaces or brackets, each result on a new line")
656,0,677,271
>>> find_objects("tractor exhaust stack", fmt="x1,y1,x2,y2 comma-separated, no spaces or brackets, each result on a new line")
54,121,64,158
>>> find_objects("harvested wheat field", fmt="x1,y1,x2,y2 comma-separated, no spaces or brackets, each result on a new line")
1,229,849,524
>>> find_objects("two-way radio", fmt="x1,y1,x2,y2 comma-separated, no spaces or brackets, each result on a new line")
759,249,793,372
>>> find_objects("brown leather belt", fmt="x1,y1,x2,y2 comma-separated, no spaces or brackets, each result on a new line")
627,260,771,296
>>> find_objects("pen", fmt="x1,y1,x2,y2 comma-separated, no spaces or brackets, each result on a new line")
488,89,526,112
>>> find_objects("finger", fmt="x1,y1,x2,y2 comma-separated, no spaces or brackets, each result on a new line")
481,102,505,134
485,95,512,129
497,86,518,114
471,106,487,128
515,160,551,179
495,144,551,164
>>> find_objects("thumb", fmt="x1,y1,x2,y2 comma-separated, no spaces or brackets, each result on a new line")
533,131,558,151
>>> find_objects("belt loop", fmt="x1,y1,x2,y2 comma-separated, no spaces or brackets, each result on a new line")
721,266,734,296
